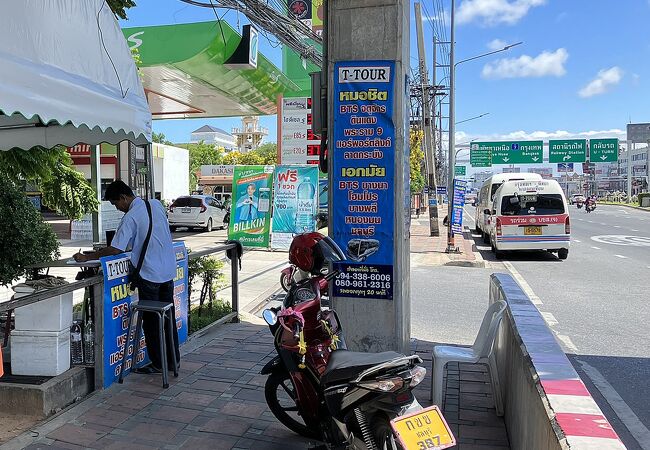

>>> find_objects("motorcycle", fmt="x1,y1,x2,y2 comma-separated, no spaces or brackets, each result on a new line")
281,264,329,296
262,234,453,450
576,201,584,209
585,203,596,213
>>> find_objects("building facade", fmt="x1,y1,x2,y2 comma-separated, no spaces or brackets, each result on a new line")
190,125,236,151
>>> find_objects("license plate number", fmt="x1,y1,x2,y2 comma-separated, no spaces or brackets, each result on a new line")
182,207,191,213
524,226,542,235
391,406,456,450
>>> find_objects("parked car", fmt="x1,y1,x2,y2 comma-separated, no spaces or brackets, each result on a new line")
570,194,586,205
167,195,227,232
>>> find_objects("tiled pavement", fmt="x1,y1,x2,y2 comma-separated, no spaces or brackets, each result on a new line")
7,320,509,450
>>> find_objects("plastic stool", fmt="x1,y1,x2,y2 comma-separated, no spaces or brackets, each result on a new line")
118,299,178,388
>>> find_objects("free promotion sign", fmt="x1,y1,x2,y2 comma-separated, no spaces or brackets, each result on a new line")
332,61,395,300
100,242,188,388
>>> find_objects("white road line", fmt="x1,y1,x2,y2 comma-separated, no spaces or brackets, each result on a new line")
600,223,607,226
619,209,630,215
476,245,491,251
577,218,584,221
573,239,581,243
557,334,579,353
463,207,476,223
632,229,640,232
541,311,558,327
591,246,601,250
615,254,627,259
578,360,650,450
614,226,621,228
588,220,594,223
502,260,543,306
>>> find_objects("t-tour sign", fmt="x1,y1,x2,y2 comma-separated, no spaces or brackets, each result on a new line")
337,66,392,83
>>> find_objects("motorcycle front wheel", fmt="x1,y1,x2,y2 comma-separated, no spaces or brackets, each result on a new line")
280,272,291,292
265,371,318,439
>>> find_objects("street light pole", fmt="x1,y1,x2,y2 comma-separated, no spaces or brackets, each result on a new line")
446,0,456,252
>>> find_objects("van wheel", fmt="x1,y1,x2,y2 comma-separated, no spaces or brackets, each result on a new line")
483,231,490,244
474,224,481,234
491,236,504,259
558,248,569,260
170,226,177,232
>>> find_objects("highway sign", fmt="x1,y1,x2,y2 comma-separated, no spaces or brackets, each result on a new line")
477,141,543,165
470,143,492,167
455,165,466,176
590,138,618,162
557,163,574,172
549,139,587,163
627,123,650,142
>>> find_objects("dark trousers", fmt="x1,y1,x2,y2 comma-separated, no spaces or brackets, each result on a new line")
138,279,181,369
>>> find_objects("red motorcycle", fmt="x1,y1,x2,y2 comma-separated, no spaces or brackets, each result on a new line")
262,233,443,449
280,264,329,296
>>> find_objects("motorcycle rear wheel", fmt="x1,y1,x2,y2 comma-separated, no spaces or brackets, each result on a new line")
373,416,403,450
265,371,318,439
280,272,292,292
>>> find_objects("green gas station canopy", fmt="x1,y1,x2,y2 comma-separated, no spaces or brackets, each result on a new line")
122,21,301,119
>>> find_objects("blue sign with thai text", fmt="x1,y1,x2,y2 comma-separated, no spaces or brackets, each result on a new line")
100,242,188,388
332,61,395,300
451,179,467,235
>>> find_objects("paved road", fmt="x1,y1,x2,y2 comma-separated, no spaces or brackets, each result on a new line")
464,204,650,450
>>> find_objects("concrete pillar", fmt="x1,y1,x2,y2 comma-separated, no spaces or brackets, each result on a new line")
91,145,102,243
328,0,410,353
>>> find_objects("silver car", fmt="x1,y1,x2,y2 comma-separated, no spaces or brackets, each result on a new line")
168,195,227,232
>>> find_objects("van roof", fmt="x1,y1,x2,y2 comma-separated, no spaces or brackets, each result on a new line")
484,173,542,184
496,179,564,196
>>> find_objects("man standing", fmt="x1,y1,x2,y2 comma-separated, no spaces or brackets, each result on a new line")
237,183,259,221
74,180,179,374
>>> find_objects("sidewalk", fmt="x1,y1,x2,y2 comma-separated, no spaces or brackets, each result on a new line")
4,317,508,450
411,206,484,268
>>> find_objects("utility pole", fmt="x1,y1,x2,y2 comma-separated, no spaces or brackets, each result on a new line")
446,0,457,252
414,3,440,236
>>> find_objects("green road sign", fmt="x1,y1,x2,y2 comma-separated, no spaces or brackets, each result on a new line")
590,138,619,162
455,165,466,176
470,143,492,167
549,139,587,163
477,141,543,165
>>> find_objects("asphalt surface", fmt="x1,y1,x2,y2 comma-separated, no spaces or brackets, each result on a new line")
463,204,650,450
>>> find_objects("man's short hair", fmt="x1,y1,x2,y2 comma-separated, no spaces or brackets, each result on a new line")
104,180,135,201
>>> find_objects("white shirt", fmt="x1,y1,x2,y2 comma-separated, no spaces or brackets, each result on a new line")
111,197,176,283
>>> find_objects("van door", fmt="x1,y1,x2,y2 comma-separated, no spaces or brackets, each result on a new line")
496,192,569,244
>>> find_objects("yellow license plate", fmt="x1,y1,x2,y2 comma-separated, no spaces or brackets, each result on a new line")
524,226,542,235
390,406,456,450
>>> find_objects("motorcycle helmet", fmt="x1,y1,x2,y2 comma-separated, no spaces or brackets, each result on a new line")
289,232,345,274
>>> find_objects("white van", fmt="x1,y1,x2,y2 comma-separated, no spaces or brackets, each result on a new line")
475,173,542,241
484,179,570,259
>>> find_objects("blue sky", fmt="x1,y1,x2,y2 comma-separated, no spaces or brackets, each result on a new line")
120,0,650,150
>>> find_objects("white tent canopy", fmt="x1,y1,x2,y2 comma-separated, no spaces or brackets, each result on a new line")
0,0,151,151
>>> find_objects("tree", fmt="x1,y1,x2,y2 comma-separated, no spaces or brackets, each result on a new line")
0,147,99,220
185,141,225,189
0,176,60,285
107,0,136,19
255,143,279,165
409,129,426,195
152,132,172,145
222,143,278,166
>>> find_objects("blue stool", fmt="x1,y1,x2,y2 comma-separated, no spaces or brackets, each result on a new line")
118,300,179,388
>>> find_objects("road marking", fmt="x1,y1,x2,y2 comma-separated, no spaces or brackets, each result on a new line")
577,218,584,221
476,245,491,251
591,246,601,250
557,334,579,353
587,220,594,223
591,235,650,247
502,260,543,305
578,360,650,450
632,229,640,232
541,311,558,327
614,226,621,228
600,223,607,226
463,207,476,223
615,254,627,259
619,209,630,215
573,239,581,243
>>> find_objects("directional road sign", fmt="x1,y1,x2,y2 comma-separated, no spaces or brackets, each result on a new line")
476,141,543,165
455,165,466,176
590,138,619,162
470,143,491,167
549,139,587,163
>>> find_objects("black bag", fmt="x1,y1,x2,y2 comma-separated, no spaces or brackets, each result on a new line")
129,200,153,292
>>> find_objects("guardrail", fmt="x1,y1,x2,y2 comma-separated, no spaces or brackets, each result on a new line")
489,273,624,450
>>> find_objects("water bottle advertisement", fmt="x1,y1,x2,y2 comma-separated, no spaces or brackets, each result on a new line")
228,165,275,248
100,242,188,388
271,165,319,250
331,60,396,300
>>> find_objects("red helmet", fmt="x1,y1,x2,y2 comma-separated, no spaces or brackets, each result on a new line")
289,233,345,274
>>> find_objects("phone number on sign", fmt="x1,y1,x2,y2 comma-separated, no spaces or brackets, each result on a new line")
337,272,391,282
334,279,391,289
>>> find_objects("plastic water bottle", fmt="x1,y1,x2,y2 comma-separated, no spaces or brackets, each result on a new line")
83,318,95,364
70,321,83,365
295,177,316,233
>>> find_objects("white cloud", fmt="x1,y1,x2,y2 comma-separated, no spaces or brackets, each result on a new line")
487,39,507,51
481,48,568,79
578,67,624,98
457,0,546,26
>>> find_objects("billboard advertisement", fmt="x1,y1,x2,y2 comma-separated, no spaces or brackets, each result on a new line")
228,165,274,248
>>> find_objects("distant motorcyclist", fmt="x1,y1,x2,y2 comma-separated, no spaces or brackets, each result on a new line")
585,195,597,213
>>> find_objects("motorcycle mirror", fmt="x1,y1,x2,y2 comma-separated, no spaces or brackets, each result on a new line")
262,309,277,326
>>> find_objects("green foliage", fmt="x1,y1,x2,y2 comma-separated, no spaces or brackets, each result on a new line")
0,177,60,285
0,147,99,220
254,143,279,164
152,132,172,145
187,253,227,317
409,129,426,194
185,141,225,189
222,143,278,166
107,0,136,19
189,301,232,334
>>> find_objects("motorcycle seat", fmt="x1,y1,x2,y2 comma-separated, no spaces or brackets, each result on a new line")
321,349,405,386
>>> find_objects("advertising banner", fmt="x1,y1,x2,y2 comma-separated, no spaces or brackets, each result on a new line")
280,97,321,166
100,242,188,388
331,61,395,300
228,165,274,248
451,179,467,235
271,165,319,250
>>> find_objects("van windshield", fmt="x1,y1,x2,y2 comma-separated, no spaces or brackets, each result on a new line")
490,183,502,200
501,194,565,216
